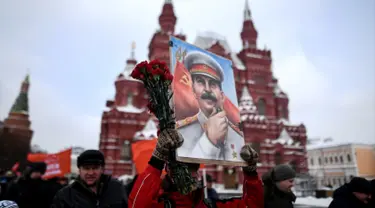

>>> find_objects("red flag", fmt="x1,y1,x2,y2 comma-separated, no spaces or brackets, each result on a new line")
27,148,72,179
131,139,158,174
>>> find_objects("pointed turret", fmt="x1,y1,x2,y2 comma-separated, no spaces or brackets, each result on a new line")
240,0,258,49
159,0,177,34
244,0,252,21
133,118,158,140
238,86,257,115
10,74,30,114
122,41,138,80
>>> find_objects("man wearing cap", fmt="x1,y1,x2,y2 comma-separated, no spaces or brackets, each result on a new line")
176,50,244,161
262,164,297,208
329,177,372,208
51,150,128,208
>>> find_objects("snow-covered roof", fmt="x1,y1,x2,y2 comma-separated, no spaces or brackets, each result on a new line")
272,128,294,145
273,83,288,98
306,140,373,151
133,118,158,140
238,86,257,114
106,104,145,113
277,118,289,125
194,32,246,70
117,60,143,83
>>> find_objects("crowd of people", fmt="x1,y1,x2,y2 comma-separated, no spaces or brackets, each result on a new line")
0,129,374,208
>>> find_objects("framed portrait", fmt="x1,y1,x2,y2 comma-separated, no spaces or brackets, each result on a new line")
169,36,246,166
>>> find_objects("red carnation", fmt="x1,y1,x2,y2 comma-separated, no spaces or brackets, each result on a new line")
163,72,174,81
147,102,154,113
130,68,142,79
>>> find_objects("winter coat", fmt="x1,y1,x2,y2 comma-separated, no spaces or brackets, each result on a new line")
51,174,127,208
4,177,53,208
262,172,296,208
328,184,371,208
128,160,264,208
207,188,219,202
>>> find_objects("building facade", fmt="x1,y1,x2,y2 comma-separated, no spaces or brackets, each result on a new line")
99,0,309,183
0,75,33,170
307,141,375,189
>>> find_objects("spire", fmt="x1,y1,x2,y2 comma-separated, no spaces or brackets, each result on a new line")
238,86,257,114
122,42,137,80
159,0,177,33
10,74,30,114
244,0,252,21
240,0,258,49
130,41,136,60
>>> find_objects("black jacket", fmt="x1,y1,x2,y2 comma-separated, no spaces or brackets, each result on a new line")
51,174,127,208
262,172,295,208
328,184,371,208
5,177,55,208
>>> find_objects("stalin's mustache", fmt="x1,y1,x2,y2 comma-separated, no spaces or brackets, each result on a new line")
201,92,217,102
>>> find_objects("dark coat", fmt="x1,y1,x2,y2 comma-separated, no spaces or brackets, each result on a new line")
4,177,55,208
51,174,127,208
262,172,296,208
328,184,371,208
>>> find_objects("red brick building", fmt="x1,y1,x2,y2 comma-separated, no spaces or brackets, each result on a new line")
99,0,308,184
0,75,33,170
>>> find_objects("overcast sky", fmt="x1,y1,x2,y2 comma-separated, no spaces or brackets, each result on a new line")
0,0,374,152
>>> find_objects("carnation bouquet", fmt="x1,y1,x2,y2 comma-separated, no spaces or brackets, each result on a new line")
131,60,196,195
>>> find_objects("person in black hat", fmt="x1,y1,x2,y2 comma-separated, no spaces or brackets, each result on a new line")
51,150,128,208
328,176,371,208
4,161,53,208
262,164,296,208
205,174,219,203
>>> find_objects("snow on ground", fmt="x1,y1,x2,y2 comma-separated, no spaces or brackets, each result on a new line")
295,196,332,207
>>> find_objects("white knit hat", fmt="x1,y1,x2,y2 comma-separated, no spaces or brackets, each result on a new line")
0,200,18,208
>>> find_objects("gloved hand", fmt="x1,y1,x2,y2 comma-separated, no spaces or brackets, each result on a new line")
152,129,184,161
240,143,259,174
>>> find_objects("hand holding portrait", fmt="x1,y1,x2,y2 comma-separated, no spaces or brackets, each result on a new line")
205,109,228,146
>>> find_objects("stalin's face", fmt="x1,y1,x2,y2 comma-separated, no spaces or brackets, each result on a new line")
192,74,224,117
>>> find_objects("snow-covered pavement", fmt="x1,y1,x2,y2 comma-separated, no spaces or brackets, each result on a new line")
295,196,332,207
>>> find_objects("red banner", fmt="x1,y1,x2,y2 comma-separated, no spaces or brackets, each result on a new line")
27,148,72,179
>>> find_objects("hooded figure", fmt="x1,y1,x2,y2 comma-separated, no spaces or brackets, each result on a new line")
4,162,53,208
262,164,296,208
328,177,372,208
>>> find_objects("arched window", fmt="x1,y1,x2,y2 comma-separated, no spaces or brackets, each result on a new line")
257,98,266,116
340,155,344,163
127,93,133,105
347,154,351,162
121,140,132,161
318,157,322,165
275,152,283,165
